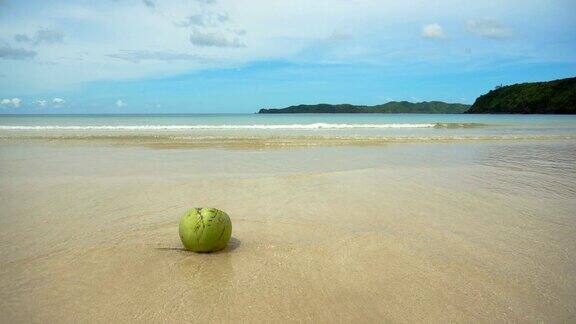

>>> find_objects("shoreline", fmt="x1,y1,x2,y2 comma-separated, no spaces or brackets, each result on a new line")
2,134,576,149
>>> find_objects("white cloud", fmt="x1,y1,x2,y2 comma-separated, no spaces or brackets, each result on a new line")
466,19,511,39
116,99,126,107
1,98,21,108
108,50,204,63
0,45,37,60
189,30,245,48
421,23,446,39
53,98,66,105
176,12,229,28
12,28,65,45
34,28,65,45
142,0,155,9
331,31,352,41
14,34,31,42
35,99,47,107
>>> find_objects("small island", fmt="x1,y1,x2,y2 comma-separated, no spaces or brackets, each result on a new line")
466,77,575,114
258,101,470,114
258,77,576,114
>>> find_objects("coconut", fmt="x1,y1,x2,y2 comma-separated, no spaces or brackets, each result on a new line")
179,208,232,253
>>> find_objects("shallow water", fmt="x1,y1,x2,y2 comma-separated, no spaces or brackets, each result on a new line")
0,138,575,322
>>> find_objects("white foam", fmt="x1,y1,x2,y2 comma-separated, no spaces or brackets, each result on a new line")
0,123,439,130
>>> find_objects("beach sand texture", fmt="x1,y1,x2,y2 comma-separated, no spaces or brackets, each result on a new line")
1,140,575,323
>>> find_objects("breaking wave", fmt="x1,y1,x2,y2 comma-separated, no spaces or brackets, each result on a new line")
0,123,482,130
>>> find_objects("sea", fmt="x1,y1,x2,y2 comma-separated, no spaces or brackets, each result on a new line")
1,114,575,140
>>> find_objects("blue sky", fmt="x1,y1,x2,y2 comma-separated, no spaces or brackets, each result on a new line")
0,0,575,113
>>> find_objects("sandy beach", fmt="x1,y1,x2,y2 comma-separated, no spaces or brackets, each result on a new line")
2,0,575,321
1,138,575,322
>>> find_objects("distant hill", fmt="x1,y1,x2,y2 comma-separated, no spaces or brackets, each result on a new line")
466,77,576,114
258,101,470,114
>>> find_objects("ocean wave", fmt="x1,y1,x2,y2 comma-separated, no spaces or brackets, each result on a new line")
0,123,481,130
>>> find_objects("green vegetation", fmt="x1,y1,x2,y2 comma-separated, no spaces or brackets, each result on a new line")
466,77,576,114
258,77,576,114
258,101,470,114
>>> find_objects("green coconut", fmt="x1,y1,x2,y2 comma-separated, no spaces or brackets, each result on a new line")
179,207,232,253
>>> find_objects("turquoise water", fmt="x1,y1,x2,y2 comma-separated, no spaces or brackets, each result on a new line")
1,113,575,127
1,114,576,139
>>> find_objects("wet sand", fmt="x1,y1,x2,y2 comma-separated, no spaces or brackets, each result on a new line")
1,140,575,322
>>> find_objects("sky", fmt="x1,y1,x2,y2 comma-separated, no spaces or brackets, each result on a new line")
0,0,575,113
